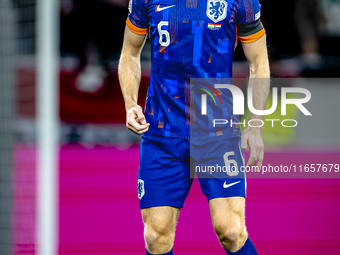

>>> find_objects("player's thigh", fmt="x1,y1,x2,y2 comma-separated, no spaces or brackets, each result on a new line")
209,197,246,234
138,133,192,209
141,206,180,234
193,137,246,200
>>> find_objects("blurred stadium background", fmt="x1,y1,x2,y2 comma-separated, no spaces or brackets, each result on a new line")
0,0,340,254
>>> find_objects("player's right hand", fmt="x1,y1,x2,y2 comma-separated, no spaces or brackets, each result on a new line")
126,105,150,135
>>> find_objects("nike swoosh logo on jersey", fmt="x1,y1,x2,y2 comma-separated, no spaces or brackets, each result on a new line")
155,5,175,12
223,181,240,189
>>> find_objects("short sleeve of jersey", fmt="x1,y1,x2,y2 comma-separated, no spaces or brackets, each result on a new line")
126,0,149,35
236,0,265,43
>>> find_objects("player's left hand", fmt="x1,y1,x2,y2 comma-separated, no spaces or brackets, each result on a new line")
241,126,264,169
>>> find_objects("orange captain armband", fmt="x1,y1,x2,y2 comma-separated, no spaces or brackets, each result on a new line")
238,28,265,43
126,18,148,35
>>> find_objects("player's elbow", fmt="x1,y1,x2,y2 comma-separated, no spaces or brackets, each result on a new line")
249,62,270,78
118,53,138,75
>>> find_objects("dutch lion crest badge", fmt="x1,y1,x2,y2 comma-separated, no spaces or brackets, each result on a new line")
137,179,145,200
206,0,228,23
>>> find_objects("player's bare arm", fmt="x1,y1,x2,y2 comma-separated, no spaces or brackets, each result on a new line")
241,35,270,168
118,27,150,135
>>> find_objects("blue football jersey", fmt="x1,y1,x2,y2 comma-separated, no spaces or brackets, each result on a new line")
127,0,265,139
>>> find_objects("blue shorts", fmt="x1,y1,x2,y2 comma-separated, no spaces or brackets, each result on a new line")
138,133,246,209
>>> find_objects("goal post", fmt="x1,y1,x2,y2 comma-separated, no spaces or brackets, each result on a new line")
36,0,59,255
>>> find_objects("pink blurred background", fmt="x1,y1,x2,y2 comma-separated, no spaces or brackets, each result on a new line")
13,145,340,255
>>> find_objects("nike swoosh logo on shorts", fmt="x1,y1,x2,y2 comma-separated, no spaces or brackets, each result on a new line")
155,5,175,12
223,181,240,189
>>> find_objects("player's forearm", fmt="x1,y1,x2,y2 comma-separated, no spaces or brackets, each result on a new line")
118,53,142,112
248,60,270,125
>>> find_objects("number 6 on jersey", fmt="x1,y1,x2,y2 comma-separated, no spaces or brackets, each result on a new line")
158,21,170,47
